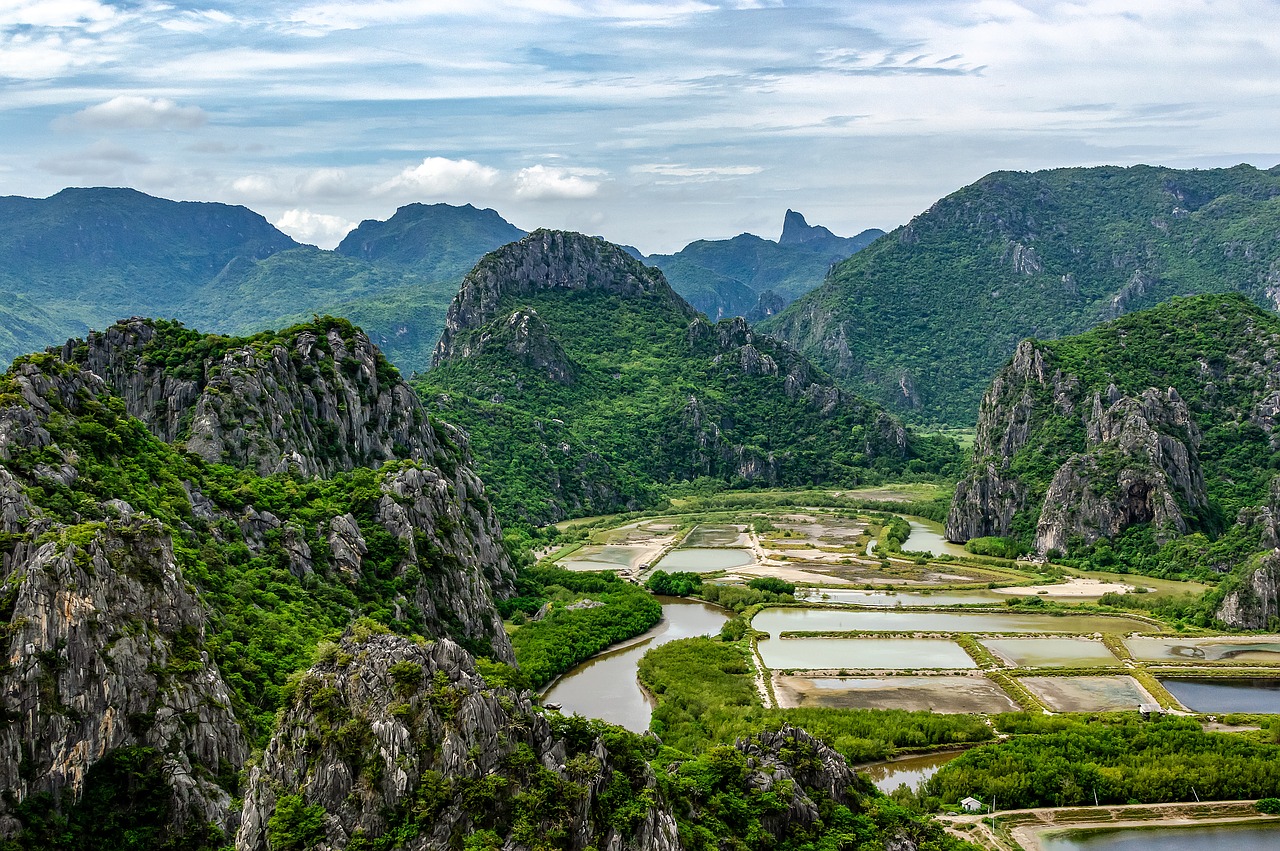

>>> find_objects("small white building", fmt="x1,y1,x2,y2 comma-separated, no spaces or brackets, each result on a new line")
960,797,983,813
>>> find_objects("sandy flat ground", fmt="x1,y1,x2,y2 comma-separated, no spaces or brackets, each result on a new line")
993,577,1135,597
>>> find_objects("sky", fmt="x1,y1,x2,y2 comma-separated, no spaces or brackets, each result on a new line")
1,0,1278,253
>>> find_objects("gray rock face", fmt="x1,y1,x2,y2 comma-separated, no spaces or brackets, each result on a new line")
471,307,577,384
0,516,247,837
947,339,1207,554
61,318,439,478
238,631,875,851
435,230,694,366
237,632,680,851
1216,550,1280,629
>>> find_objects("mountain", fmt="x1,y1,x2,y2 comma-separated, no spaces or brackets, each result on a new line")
944,294,1280,626
0,189,525,374
337,201,526,276
419,230,960,525
0,317,516,845
765,164,1280,425
648,211,883,322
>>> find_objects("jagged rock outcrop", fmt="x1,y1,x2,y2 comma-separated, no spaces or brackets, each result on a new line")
237,631,678,851
1216,550,1280,629
60,317,436,478
947,342,1206,554
238,630,880,851
434,230,694,366
0,318,520,842
0,515,247,839
469,307,576,384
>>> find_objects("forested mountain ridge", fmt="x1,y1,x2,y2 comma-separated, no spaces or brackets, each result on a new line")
766,163,1280,424
0,317,517,846
420,230,960,525
0,190,523,373
945,294,1280,627
648,210,883,322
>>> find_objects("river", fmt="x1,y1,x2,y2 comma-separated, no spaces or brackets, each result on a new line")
540,597,729,732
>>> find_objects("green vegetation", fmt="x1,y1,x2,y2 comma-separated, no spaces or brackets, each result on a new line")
0,747,223,851
0,189,523,373
508,567,661,688
925,713,1280,808
645,570,705,596
638,637,994,763
0,323,501,744
766,164,1280,424
649,217,882,321
419,234,961,526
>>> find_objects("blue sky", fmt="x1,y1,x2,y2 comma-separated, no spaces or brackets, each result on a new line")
2,0,1278,252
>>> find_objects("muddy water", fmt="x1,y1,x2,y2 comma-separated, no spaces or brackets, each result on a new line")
654,548,754,572
1159,677,1280,713
863,751,963,792
1126,638,1280,664
901,518,972,558
540,598,728,732
773,674,1019,713
981,638,1121,667
758,637,974,670
1021,675,1154,711
1040,822,1280,851
683,524,747,547
559,545,647,571
752,608,1155,636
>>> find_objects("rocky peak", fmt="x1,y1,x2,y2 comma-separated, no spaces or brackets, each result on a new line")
59,317,442,478
433,230,695,365
457,307,577,385
779,209,839,245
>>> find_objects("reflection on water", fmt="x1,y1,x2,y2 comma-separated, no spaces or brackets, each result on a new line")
654,548,754,572
902,518,972,558
1159,678,1280,713
1126,638,1280,664
1041,822,1280,851
541,598,728,732
863,751,963,792
758,637,974,670
753,608,1155,636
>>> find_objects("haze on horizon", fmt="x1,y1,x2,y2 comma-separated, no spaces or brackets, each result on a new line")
1,0,1278,254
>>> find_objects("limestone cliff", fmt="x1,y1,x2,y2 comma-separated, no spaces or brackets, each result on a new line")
947,295,1280,565
0,319,517,844
238,629,885,851
1215,550,1280,630
60,317,436,478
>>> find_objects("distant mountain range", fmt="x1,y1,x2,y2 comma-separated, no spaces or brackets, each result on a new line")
764,164,1280,425
647,210,883,321
0,187,873,375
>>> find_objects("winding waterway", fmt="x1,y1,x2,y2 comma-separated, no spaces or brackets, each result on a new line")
540,597,729,732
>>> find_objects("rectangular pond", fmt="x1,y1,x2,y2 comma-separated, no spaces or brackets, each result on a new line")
981,638,1120,668
1040,822,1280,851
558,545,649,571
1125,638,1280,664
1021,676,1155,712
757,637,975,671
772,674,1020,713
751,607,1156,637
1159,677,1280,713
683,524,747,547
653,547,755,572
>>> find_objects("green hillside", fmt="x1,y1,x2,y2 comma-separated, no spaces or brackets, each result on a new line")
650,210,882,321
767,164,1280,425
418,230,959,525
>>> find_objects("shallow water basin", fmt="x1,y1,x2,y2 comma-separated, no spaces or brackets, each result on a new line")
1125,637,1280,664
981,638,1120,668
1021,675,1155,711
758,637,974,670
752,607,1155,636
654,547,754,572
772,674,1019,713
1159,677,1280,713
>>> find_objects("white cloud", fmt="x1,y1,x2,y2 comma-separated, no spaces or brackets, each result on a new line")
632,163,762,182
70,95,207,130
274,209,357,248
513,165,601,200
0,0,121,28
378,157,501,196
232,168,362,203
36,139,149,176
